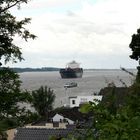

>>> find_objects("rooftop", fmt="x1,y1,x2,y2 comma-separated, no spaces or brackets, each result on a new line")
14,127,85,140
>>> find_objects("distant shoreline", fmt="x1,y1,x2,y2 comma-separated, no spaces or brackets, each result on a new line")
1,67,136,73
0,67,60,73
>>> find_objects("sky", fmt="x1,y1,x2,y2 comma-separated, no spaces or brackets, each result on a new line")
7,0,140,69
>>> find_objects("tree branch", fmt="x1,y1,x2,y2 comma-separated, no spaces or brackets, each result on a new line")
0,0,24,13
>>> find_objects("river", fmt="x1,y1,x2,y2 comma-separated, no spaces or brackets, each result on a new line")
19,69,136,107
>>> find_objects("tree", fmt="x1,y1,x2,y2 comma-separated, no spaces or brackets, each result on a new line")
0,0,36,65
0,67,37,138
129,28,140,61
78,85,140,140
31,86,55,119
129,28,140,82
0,68,22,118
0,0,36,138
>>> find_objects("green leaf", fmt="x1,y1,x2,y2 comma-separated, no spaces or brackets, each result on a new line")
80,103,93,113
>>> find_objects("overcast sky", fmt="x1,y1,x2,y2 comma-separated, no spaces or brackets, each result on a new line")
8,0,140,69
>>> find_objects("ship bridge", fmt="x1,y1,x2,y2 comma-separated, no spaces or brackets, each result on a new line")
66,61,80,69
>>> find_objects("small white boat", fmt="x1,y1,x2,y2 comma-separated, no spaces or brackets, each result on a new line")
64,82,77,88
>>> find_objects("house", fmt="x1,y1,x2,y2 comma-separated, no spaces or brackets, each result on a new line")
69,95,102,108
51,107,91,123
13,108,93,140
31,107,92,129
52,113,74,124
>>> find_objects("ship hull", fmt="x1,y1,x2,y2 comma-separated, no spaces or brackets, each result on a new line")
59,68,83,78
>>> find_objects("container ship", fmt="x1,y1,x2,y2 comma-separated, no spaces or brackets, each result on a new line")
59,61,83,78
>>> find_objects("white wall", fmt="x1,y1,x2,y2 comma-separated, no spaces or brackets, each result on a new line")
69,95,102,108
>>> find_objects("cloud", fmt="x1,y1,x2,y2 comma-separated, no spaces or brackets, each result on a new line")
19,0,82,11
10,0,140,68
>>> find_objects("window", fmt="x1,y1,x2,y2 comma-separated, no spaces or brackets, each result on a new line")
72,100,75,105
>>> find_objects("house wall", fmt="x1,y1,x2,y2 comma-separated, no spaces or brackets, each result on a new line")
7,128,16,140
45,123,67,129
69,95,102,108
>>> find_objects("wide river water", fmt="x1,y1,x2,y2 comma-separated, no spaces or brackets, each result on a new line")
19,69,136,108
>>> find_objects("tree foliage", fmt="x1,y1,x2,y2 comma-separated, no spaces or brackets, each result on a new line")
79,83,140,140
0,68,37,133
0,68,22,118
0,0,36,65
31,86,55,119
129,28,140,82
129,28,140,61
0,0,36,137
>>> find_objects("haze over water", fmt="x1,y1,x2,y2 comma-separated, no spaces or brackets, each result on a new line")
20,69,136,108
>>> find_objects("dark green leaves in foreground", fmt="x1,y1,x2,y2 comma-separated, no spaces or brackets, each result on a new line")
78,84,140,140
0,0,36,139
0,68,37,130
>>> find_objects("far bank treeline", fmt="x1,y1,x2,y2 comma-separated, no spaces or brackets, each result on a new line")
0,67,61,73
